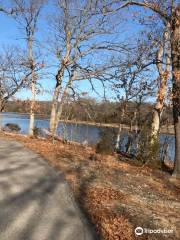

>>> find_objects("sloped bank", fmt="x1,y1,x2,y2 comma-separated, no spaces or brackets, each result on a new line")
0,132,179,240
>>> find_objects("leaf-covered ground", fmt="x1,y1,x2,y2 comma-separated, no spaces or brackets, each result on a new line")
0,132,179,240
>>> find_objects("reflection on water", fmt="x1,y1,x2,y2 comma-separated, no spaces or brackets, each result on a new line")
118,132,175,162
0,113,175,161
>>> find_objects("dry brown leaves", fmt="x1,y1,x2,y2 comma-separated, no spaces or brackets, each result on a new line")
81,186,135,240
0,132,179,240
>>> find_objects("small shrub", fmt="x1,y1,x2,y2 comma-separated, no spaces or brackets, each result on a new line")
5,123,21,132
33,126,41,138
96,128,116,155
136,125,161,169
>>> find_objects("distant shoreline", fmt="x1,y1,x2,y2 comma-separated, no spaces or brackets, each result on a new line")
1,112,175,135
58,120,175,135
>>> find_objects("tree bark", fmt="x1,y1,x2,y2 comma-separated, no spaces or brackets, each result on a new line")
172,5,180,177
49,63,66,136
52,70,75,136
115,125,122,150
151,73,169,137
0,101,3,130
54,101,64,134
29,77,35,136
28,38,36,137
0,100,4,112
151,26,171,139
0,99,6,130
49,27,71,136
49,83,61,134
115,105,125,150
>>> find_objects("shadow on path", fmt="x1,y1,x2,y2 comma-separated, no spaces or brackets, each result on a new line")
0,140,96,240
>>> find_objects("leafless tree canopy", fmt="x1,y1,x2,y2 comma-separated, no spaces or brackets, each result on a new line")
0,47,32,111
0,0,179,176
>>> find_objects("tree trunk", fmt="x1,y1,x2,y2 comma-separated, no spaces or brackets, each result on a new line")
0,102,3,131
151,75,167,138
115,125,121,150
50,69,75,137
28,38,36,137
49,29,71,137
152,109,160,137
49,64,66,136
151,26,171,139
49,83,61,134
172,5,180,177
52,82,70,136
29,77,35,136
54,102,64,134
115,106,125,150
0,100,5,130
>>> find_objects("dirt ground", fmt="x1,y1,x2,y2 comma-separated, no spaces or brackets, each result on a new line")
0,132,179,240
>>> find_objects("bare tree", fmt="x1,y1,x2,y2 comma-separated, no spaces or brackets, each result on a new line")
151,24,171,139
101,0,180,177
111,43,156,150
0,47,32,128
11,0,45,136
48,0,120,137
0,1,17,15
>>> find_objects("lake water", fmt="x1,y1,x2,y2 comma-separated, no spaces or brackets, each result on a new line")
0,113,101,144
0,112,175,161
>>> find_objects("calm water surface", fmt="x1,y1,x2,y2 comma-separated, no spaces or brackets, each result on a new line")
0,113,101,144
0,113,175,161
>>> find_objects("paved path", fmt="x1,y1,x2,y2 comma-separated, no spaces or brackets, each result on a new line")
0,140,96,240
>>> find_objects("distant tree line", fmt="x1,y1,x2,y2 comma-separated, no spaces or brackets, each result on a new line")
0,0,179,177
5,98,173,126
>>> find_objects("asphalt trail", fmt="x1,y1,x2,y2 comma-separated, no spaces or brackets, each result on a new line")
0,140,96,240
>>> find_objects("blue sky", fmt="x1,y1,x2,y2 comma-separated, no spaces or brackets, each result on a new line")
0,5,112,101
0,1,159,102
